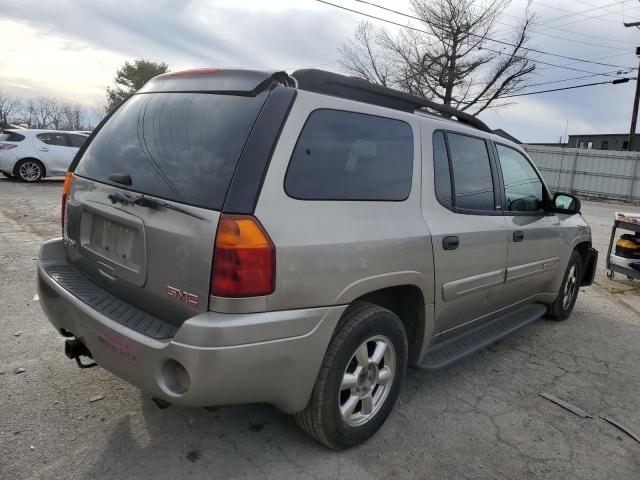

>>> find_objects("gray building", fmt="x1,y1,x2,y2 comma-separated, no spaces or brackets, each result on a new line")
567,133,640,152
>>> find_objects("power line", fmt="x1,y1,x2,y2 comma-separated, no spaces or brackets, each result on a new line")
497,11,636,46
537,3,636,29
534,1,630,26
493,13,633,49
503,77,634,98
524,69,632,88
348,0,633,73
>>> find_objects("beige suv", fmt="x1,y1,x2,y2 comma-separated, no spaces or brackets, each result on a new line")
37,68,597,449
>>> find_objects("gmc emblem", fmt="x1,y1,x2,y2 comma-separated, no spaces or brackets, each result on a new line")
165,285,198,307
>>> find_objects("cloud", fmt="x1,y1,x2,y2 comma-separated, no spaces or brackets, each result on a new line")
0,0,638,141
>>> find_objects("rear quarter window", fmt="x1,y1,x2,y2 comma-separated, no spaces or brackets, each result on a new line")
285,109,413,201
3,132,25,142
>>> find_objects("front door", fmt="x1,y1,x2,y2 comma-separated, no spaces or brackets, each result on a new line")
424,130,509,336
493,143,563,302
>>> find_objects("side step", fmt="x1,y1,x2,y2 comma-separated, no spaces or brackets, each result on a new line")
421,303,547,370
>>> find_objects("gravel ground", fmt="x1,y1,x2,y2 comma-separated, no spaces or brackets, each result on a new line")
1,177,639,479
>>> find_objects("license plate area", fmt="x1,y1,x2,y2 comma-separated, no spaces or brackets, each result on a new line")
79,203,147,286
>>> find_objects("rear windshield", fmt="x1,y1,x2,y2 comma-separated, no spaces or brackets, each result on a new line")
74,92,268,210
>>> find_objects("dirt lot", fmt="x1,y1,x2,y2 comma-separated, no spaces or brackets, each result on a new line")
1,177,639,479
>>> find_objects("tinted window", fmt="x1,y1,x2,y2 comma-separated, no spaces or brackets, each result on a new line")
37,132,68,147
432,132,452,208
447,133,495,211
496,144,544,212
285,110,413,200
5,132,25,142
75,92,267,210
67,134,86,148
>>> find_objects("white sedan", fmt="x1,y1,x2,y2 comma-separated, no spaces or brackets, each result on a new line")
0,129,88,182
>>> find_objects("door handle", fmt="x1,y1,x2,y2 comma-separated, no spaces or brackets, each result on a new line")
513,230,525,242
39,147,49,152
442,236,459,250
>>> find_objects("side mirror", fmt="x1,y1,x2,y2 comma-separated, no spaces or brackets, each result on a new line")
552,193,581,214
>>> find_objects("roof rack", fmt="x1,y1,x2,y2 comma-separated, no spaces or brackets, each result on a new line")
291,69,490,133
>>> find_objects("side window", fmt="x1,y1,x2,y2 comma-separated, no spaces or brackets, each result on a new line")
6,132,25,142
285,110,413,200
432,131,452,208
66,134,86,148
447,133,495,211
37,133,68,147
495,144,544,212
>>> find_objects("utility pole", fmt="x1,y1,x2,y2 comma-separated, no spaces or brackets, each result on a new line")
629,49,640,151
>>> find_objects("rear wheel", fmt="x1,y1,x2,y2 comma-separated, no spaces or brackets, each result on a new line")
15,159,44,182
294,303,407,449
547,250,583,320
1,172,14,179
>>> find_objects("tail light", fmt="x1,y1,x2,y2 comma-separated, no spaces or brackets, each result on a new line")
0,143,17,150
211,214,275,297
61,172,73,228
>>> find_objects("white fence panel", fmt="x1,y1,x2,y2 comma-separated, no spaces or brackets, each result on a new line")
524,145,640,203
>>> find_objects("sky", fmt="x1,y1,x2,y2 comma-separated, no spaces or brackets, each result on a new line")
1,0,640,142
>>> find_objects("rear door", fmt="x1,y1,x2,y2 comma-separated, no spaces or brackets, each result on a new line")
423,130,509,336
492,142,563,299
34,132,73,174
65,90,270,324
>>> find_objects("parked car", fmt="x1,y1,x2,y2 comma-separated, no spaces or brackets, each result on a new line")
37,69,597,449
0,129,88,182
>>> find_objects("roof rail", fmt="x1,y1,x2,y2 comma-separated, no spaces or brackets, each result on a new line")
291,69,490,133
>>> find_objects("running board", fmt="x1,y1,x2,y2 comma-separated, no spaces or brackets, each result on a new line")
421,303,547,370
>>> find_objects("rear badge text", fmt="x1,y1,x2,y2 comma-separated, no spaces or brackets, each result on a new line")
166,285,199,307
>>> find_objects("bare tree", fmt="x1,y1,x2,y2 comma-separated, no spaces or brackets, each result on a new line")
48,98,66,130
0,91,22,128
339,0,536,115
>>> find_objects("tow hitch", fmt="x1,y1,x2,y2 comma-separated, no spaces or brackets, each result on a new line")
64,338,98,369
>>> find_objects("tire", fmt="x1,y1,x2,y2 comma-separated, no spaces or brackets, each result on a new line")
294,302,408,449
14,159,44,182
1,172,14,179
546,250,583,320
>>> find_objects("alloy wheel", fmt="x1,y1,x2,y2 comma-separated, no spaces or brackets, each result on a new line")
339,335,396,427
18,161,42,182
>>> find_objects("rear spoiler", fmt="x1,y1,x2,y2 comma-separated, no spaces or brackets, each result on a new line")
138,69,294,96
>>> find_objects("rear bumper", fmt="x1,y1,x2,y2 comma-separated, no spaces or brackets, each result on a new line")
37,239,346,413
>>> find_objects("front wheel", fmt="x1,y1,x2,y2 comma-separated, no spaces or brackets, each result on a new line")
294,303,407,449
15,159,44,182
547,250,583,320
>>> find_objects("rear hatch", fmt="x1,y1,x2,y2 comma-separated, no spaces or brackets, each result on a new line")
63,71,280,325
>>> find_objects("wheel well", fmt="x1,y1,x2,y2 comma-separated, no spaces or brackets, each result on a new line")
574,241,593,284
574,241,590,261
14,157,46,177
349,285,425,366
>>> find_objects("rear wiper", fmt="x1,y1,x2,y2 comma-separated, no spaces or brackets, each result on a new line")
132,195,205,221
107,191,205,221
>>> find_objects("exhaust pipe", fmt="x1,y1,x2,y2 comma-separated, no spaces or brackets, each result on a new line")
64,338,97,369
